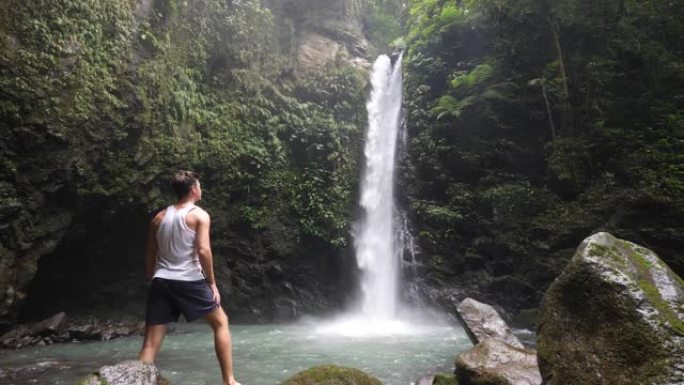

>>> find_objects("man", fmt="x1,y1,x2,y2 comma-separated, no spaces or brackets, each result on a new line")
138,170,240,385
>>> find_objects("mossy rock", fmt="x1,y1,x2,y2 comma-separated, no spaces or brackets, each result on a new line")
281,365,383,385
538,232,684,385
76,360,169,385
433,373,459,385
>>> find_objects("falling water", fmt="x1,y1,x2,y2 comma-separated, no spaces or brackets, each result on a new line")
355,53,404,318
313,53,453,337
314,54,410,336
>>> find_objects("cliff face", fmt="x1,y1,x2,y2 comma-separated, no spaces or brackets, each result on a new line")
268,0,370,73
0,0,383,328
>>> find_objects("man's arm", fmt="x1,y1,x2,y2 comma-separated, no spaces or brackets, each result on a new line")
196,209,220,304
144,211,163,280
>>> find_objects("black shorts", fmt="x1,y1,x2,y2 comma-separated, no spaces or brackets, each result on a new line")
145,277,218,325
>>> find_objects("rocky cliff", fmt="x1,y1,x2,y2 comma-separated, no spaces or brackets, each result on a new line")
0,0,399,329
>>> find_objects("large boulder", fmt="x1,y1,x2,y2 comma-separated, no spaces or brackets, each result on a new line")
77,360,169,385
282,365,382,385
537,232,684,385
457,298,524,349
455,339,541,385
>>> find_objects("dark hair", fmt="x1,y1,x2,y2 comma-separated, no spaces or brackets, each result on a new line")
171,170,200,200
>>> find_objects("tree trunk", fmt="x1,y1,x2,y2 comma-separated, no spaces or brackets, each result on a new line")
541,79,557,147
548,17,574,133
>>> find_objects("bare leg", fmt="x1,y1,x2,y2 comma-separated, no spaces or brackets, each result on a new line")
205,307,239,385
138,324,167,363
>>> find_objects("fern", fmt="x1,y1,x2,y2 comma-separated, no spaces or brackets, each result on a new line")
450,63,495,89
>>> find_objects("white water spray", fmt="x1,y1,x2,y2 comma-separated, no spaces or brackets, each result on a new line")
356,53,404,319
315,54,422,337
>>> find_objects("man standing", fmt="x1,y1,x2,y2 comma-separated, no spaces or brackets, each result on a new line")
138,170,240,385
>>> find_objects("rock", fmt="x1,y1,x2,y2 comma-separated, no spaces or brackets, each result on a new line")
0,312,68,348
537,232,684,385
297,33,340,73
455,338,541,385
0,317,142,348
346,57,372,71
413,374,435,385
77,360,170,385
433,373,459,385
31,311,67,336
456,298,524,349
1,360,70,379
69,323,97,340
282,365,383,385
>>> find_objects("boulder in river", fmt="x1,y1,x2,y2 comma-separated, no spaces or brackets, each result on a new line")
77,360,169,385
282,365,382,385
455,338,541,385
457,297,523,349
537,232,684,385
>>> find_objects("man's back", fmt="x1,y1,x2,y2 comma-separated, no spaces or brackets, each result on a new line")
139,171,239,385
153,204,203,281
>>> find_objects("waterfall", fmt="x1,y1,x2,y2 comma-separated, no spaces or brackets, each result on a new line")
355,53,404,319
314,53,446,337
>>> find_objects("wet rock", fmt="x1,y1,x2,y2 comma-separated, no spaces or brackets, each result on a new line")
455,338,541,385
0,314,143,348
32,311,67,335
77,360,169,385
457,298,523,349
537,232,684,385
282,365,382,385
413,374,434,385
432,373,459,385
1,360,70,381
413,373,459,385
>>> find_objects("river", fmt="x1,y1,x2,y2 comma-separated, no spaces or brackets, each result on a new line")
0,320,471,384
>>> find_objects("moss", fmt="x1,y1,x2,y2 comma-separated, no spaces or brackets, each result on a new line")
538,237,678,385
75,375,108,385
587,243,626,268
1,0,370,325
624,243,656,270
619,241,684,336
281,365,383,385
639,280,684,336
433,373,459,385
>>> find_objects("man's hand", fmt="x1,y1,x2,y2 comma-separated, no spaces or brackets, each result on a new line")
210,282,221,306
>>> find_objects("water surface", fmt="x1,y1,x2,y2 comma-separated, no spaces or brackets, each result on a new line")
0,321,471,385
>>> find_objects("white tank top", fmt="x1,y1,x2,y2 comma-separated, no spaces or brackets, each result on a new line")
153,204,205,281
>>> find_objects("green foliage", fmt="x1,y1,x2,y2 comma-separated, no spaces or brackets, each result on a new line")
364,4,403,48
403,0,684,311
0,0,368,276
450,63,494,90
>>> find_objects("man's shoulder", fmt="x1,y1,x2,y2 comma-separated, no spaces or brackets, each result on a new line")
190,205,210,220
151,208,167,226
